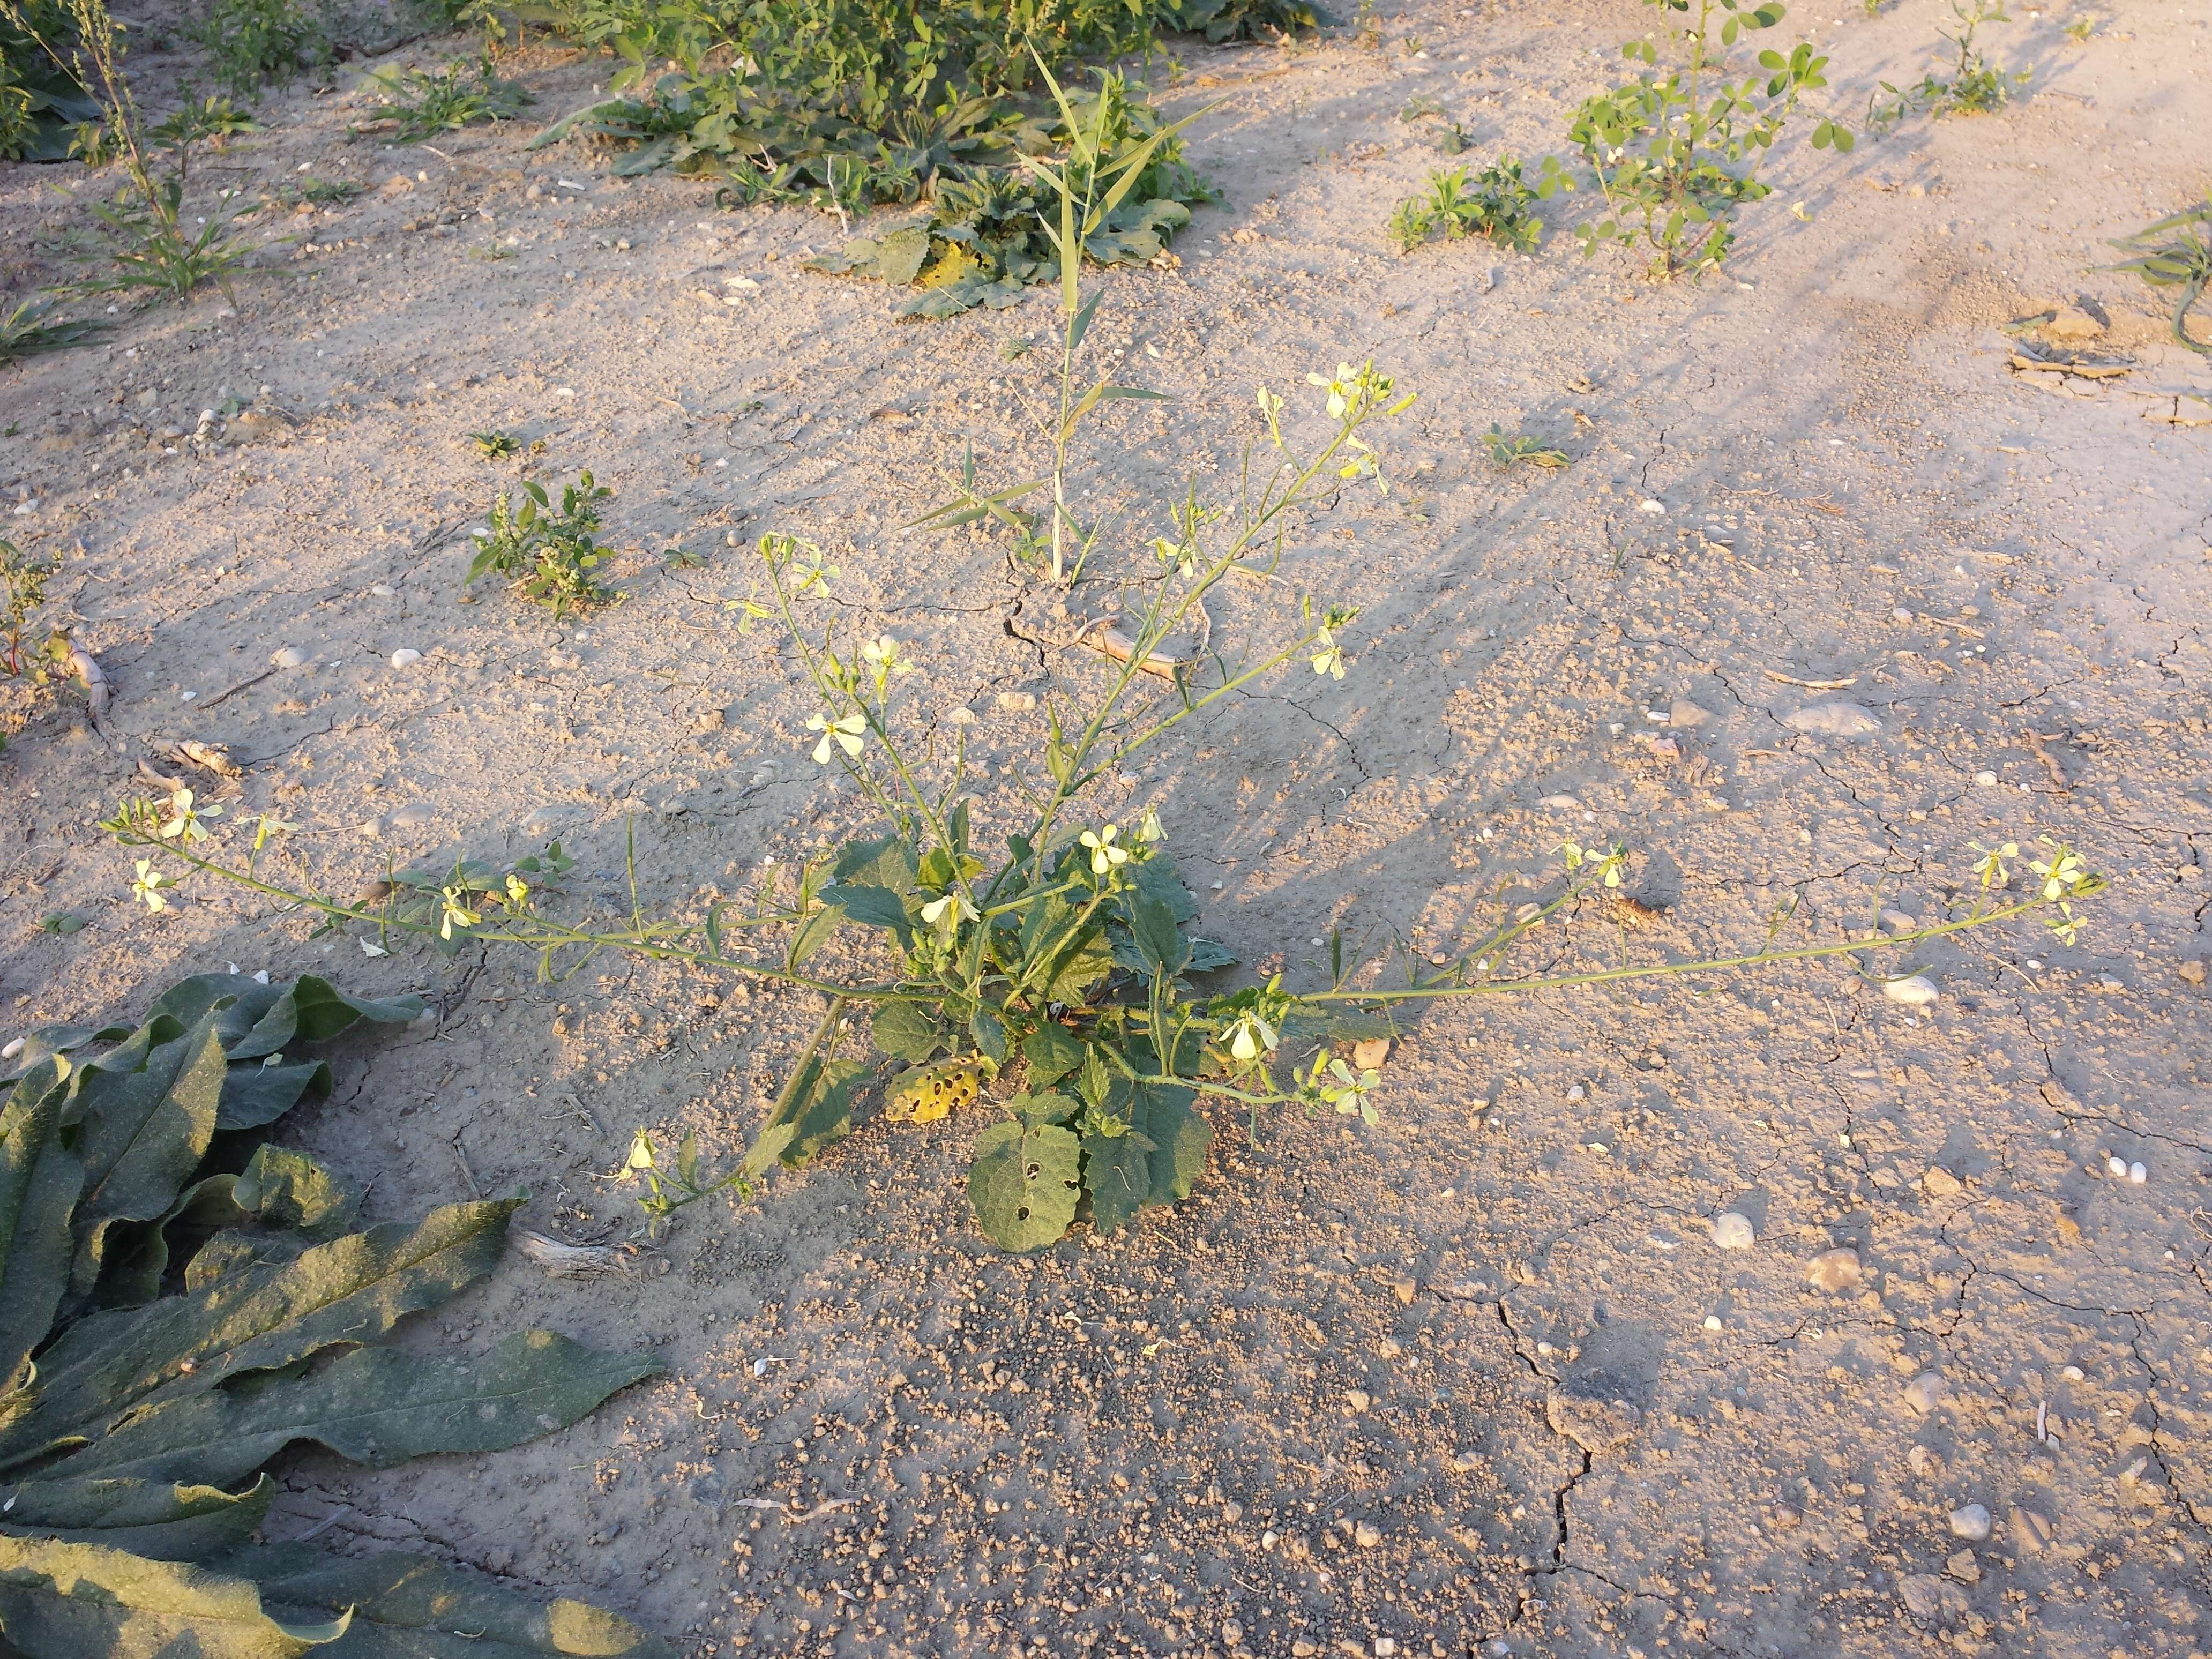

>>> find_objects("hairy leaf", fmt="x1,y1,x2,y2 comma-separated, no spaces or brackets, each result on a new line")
69,1013,229,1301
59,1331,660,1487
218,1543,677,1657
1019,1023,1085,1087
0,1198,520,1471
0,1475,272,1560
0,1058,84,1392
968,1120,1081,1251
0,1535,351,1658
216,1060,333,1134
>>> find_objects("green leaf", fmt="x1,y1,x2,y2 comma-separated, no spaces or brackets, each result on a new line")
820,884,911,941
0,1475,272,1560
216,1060,332,1134
69,1012,228,1300
0,1198,521,1472
1082,1082,1211,1234
215,1543,676,1657
869,1004,946,1065
1020,1023,1085,1087
1130,896,1188,978
0,1535,352,1658
784,901,846,972
968,1120,1080,1251
0,1058,84,1392
742,1053,868,1178
56,1331,660,1488
969,1007,1008,1066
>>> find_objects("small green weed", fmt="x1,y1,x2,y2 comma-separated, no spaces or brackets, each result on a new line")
1,534,61,676
41,0,254,305
1869,1,2026,130
1567,0,1852,279
147,92,256,156
2104,196,2211,354
0,294,99,361
1389,156,1568,256
195,0,326,95
470,428,520,458
1482,424,1570,470
360,55,531,140
2062,12,2096,40
466,473,618,618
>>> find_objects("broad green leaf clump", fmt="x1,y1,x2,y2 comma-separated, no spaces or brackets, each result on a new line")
0,974,668,1659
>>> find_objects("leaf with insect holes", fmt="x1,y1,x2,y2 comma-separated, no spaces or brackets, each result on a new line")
968,1119,1081,1251
885,1059,982,1126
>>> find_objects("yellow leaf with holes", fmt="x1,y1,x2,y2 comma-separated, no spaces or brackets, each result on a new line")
886,1058,981,1125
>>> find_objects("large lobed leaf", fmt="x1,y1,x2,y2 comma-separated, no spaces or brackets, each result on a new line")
0,1198,520,1473
0,1058,83,1393
0,1535,351,1658
61,1331,662,1488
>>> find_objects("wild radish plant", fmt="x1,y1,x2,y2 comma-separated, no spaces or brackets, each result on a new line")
1566,0,1852,279
1482,424,1570,469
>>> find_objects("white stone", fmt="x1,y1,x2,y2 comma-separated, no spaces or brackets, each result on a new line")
1711,1212,1756,1251
1902,1372,1946,1414
272,646,308,668
1882,974,1940,1007
371,582,397,597
1782,701,1882,739
1973,769,1998,786
2106,1155,2128,1177
1948,1503,1991,1541
1805,1247,1863,1292
2129,1161,2147,1184
389,647,423,669
995,691,1036,713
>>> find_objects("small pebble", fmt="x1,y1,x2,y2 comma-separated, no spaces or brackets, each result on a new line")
2129,1161,2147,1184
1947,1549,1981,1583
1702,1314,1723,1331
2009,1505,2055,1554
1882,974,1940,1008
1668,699,1710,728
371,582,397,597
2061,1364,2084,1381
1710,1212,1755,1251
1353,1521,1382,1549
1805,1247,1863,1293
1972,769,1998,786
1948,1503,1991,1541
390,803,432,830
995,690,1037,712
1351,1037,1391,1071
390,647,423,669
1902,1372,1945,1414
1782,700,1882,739
1922,1167,1962,1198
272,645,308,668
2106,1155,2128,1177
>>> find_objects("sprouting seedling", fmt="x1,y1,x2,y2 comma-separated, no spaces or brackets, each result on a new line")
2104,196,2212,355
1867,0,2028,130
1482,424,1571,470
471,429,521,459
1389,158,1570,256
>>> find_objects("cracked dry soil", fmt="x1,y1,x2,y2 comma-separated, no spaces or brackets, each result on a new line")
3,0,2210,1655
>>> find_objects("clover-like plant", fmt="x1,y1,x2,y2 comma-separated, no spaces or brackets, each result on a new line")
465,472,617,618
1389,156,1570,256
1566,0,1852,279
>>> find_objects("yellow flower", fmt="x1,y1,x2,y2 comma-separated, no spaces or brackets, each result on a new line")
131,859,171,914
438,886,481,940
1080,824,1129,877
159,788,221,843
807,711,866,764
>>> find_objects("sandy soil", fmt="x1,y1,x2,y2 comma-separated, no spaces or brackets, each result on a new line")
4,0,2211,1655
